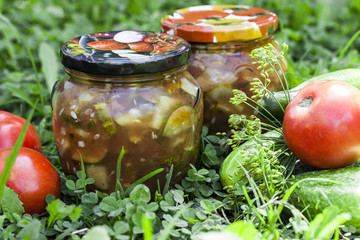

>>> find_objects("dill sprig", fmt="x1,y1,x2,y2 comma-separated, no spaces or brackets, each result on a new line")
223,41,293,202
228,42,289,133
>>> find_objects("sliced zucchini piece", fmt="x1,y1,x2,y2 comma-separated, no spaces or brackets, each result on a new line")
181,78,198,97
184,134,197,151
157,96,178,113
78,92,95,105
72,143,108,164
85,165,109,191
151,111,164,130
207,84,234,102
94,102,116,136
114,108,142,126
150,95,179,130
163,105,196,137
75,128,91,138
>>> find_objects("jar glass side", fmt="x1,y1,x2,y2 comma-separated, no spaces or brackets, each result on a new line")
52,66,203,193
188,36,287,133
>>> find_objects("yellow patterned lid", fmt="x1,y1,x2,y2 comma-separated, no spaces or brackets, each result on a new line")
161,5,278,43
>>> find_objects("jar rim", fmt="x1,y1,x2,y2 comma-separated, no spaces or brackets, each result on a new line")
64,64,189,83
189,34,275,51
161,5,278,43
60,31,190,76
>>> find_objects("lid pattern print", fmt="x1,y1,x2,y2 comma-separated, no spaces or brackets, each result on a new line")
161,5,279,43
60,31,190,75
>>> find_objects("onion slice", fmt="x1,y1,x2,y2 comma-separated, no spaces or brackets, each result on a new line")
114,31,146,43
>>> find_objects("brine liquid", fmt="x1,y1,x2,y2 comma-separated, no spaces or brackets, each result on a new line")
188,41,287,134
52,70,203,194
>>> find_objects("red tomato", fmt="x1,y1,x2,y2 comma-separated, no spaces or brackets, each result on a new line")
169,38,185,45
160,44,178,52
0,147,61,214
87,40,128,50
144,36,159,43
0,111,42,152
283,80,360,169
128,42,153,52
151,44,162,54
159,33,176,40
70,38,79,44
156,41,169,48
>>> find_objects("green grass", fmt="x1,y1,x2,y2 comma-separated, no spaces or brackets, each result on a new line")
0,0,360,239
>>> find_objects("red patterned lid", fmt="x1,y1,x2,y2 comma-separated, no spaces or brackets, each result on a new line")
161,5,278,43
60,31,190,75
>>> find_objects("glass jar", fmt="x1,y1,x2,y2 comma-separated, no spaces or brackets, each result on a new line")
161,5,287,134
52,31,203,194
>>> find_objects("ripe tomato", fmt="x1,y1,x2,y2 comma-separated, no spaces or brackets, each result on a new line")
151,44,162,54
70,38,79,44
144,36,158,43
159,33,176,40
128,42,153,52
156,41,169,48
169,38,184,45
0,111,42,152
160,44,178,52
0,147,61,214
283,80,360,169
87,40,128,50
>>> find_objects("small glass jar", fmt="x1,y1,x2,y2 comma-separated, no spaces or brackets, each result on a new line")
52,31,203,194
161,5,287,133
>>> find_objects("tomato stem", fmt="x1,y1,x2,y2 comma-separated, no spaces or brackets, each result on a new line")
298,96,313,108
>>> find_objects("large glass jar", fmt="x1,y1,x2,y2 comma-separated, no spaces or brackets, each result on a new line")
52,31,203,194
161,5,287,134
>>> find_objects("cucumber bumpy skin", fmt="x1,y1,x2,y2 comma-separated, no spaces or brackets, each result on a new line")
291,166,360,232
258,68,360,121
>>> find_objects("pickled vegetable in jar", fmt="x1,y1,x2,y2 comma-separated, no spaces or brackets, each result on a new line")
161,5,287,133
52,31,203,194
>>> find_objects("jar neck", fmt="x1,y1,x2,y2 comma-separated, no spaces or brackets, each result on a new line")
64,65,188,84
190,35,275,53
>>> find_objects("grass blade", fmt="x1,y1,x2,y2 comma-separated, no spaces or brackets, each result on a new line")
4,83,45,115
79,152,87,193
115,147,125,199
123,168,164,196
338,29,360,60
162,164,173,195
142,215,153,240
0,101,37,198
39,42,59,92
28,48,44,106
303,206,350,240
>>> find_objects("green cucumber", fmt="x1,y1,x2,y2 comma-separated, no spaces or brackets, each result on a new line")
259,68,360,121
220,129,284,191
162,105,196,137
94,102,116,136
291,166,360,231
